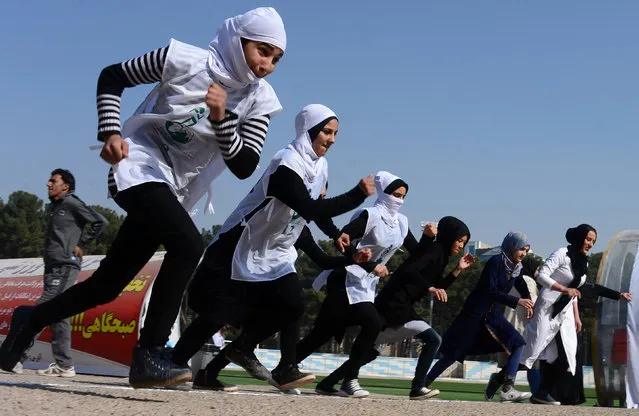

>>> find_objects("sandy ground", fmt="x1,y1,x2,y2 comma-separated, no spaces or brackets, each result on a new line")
0,370,634,416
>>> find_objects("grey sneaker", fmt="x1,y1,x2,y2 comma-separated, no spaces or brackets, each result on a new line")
271,364,315,390
530,391,561,405
225,346,271,381
36,363,76,378
484,372,504,400
338,378,369,398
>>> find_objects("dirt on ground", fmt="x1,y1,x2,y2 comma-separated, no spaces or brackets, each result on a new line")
0,371,634,416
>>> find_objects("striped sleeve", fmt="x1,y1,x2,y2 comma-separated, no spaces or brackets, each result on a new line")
209,113,271,179
96,47,168,141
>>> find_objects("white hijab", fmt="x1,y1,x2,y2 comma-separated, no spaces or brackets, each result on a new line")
207,7,286,90
287,104,337,183
373,171,406,227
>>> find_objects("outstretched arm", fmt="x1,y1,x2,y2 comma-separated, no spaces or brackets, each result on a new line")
267,166,371,221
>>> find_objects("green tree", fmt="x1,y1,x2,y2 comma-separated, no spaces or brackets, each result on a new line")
0,191,46,258
431,254,485,335
201,224,223,246
588,252,603,281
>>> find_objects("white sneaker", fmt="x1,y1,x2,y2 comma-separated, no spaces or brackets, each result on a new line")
36,363,76,378
499,386,532,402
11,362,24,374
338,379,369,398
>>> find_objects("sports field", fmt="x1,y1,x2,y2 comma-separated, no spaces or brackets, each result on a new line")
219,369,599,404
1,369,633,415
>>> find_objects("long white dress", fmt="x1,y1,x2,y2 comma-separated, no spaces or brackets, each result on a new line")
520,248,583,375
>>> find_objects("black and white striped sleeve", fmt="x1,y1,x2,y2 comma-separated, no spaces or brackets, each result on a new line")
96,47,168,141
209,113,271,179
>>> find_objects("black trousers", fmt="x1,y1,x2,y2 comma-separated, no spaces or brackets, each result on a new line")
173,224,305,368
539,332,586,405
296,290,383,379
30,182,203,348
173,226,248,366
231,274,305,367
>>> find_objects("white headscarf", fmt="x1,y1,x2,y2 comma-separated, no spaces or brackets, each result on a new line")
288,104,337,183
373,171,406,227
207,7,286,90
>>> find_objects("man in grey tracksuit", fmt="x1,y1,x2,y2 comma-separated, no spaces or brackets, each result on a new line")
29,168,108,377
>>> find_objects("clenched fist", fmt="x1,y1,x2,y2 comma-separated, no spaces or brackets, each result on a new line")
100,134,129,164
358,175,375,196
206,83,228,122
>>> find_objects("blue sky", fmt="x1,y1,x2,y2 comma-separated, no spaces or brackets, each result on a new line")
1,0,637,257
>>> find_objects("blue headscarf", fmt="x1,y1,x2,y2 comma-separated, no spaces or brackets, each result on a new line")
501,231,530,278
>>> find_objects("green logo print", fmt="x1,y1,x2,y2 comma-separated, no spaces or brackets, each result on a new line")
165,107,206,143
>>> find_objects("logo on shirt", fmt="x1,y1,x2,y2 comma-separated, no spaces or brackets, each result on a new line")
165,107,206,144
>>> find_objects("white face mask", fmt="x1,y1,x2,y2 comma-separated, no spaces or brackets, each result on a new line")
380,194,404,217
373,171,406,227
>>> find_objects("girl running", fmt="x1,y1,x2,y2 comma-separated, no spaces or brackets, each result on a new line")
0,7,287,389
297,172,428,398
425,231,535,403
314,217,473,400
170,104,375,391
521,224,632,405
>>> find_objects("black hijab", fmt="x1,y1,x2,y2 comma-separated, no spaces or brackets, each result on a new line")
565,224,596,287
436,216,471,264
383,179,409,194
307,116,337,141
551,223,597,317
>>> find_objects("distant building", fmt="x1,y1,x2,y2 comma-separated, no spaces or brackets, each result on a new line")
464,240,492,256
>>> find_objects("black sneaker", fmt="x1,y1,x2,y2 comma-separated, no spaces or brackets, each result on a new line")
225,346,271,381
271,364,315,390
338,378,369,398
315,379,339,396
128,346,192,389
530,390,561,405
193,369,238,392
484,372,503,401
0,306,39,372
409,387,440,400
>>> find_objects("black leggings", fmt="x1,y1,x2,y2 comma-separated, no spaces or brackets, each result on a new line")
173,271,305,368
296,294,383,379
232,274,305,367
29,182,203,348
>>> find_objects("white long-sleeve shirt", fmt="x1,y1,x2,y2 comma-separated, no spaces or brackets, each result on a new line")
536,247,586,289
